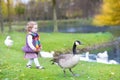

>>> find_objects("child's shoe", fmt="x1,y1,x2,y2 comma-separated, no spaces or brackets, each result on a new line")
36,66,45,69
26,65,31,68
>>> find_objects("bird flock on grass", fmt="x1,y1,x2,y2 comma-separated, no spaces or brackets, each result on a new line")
79,51,119,64
4,37,119,76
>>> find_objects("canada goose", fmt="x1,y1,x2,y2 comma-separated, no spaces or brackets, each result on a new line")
4,36,13,48
51,40,81,76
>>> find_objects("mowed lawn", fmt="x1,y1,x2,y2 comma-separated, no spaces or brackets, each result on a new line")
0,32,120,80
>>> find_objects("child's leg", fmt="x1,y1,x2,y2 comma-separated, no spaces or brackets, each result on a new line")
33,58,40,66
33,58,44,69
26,58,33,68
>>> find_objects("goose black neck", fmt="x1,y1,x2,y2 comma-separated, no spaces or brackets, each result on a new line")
72,43,77,55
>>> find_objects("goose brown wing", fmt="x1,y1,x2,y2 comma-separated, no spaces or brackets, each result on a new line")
58,54,73,60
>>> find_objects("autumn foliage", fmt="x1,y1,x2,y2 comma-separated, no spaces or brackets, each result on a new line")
93,0,120,26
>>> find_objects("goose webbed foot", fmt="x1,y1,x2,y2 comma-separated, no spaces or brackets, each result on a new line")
73,74,80,77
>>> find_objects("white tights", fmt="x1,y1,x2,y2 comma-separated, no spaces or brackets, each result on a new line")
27,58,40,67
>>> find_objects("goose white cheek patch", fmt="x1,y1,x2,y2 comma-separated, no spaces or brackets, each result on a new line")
75,42,80,45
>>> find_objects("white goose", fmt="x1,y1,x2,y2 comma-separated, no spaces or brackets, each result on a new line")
4,36,13,48
79,52,89,61
108,60,119,64
40,51,54,58
96,51,108,63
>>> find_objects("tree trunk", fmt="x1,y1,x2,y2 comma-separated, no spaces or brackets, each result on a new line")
52,0,58,32
0,0,4,33
7,0,12,32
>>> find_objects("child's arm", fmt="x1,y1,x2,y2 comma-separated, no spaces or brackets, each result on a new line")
27,35,39,52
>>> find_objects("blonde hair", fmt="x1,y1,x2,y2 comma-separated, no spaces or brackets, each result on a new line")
26,21,37,32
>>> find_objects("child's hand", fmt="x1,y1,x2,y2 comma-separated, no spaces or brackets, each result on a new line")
40,46,42,49
34,48,40,52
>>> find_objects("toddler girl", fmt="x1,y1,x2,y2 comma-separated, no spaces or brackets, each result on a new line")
22,21,44,69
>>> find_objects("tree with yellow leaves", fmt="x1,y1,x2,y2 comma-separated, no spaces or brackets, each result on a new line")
93,0,120,26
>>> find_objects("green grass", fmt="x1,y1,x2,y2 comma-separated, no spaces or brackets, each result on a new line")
41,32,114,51
0,32,120,80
